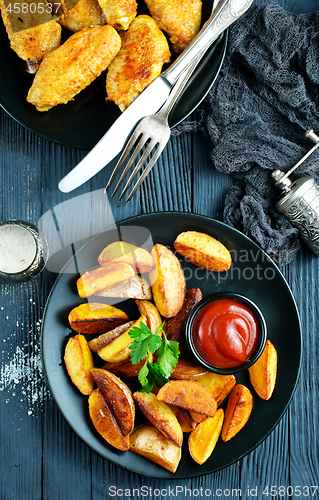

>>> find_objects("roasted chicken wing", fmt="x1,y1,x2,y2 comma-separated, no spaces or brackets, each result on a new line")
97,0,137,30
145,0,202,52
27,25,121,111
0,0,61,72
59,0,105,32
106,15,170,111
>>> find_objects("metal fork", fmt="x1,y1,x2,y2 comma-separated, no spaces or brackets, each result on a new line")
105,54,202,204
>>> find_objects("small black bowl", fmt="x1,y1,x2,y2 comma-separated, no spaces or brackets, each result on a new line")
185,292,267,375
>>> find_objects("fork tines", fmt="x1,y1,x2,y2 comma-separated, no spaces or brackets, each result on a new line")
105,119,167,204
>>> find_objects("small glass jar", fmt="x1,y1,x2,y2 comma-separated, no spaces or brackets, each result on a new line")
0,220,48,283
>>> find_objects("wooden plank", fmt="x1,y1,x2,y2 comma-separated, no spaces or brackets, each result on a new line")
0,112,43,500
42,404,93,500
192,120,234,219
288,250,319,491
140,134,193,213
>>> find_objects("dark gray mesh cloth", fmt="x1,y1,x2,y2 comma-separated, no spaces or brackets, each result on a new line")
173,1,319,265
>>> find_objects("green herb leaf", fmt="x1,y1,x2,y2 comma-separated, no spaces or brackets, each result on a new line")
129,319,180,392
129,323,162,364
128,322,152,339
156,337,180,379
147,363,168,389
138,357,150,388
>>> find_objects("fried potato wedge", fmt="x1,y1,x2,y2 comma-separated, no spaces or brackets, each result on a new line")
130,423,181,473
248,340,277,400
77,262,135,298
222,384,253,442
188,411,206,424
133,391,183,447
149,243,186,318
68,303,129,334
88,321,134,353
171,358,207,380
89,389,129,450
135,299,162,333
64,334,94,395
189,373,239,422
195,372,236,406
102,353,151,378
91,368,135,435
189,409,224,465
169,406,196,433
174,231,231,272
98,316,147,362
157,380,217,417
98,241,155,273
164,288,202,351
95,275,152,299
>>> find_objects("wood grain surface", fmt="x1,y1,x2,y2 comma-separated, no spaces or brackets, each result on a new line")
1,1,319,499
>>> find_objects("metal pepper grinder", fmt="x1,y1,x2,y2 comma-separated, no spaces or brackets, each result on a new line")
272,129,319,256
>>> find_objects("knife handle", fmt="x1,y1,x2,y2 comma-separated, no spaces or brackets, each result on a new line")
163,0,254,85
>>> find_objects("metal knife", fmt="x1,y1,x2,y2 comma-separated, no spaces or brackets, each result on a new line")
58,0,253,193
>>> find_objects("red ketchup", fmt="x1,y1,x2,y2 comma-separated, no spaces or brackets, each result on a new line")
193,297,259,368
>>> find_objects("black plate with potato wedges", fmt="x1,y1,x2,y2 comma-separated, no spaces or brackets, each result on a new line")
41,212,302,478
0,0,227,150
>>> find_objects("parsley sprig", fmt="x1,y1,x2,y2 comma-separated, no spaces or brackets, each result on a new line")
128,321,179,393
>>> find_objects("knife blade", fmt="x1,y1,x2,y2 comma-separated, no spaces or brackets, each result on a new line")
58,76,172,193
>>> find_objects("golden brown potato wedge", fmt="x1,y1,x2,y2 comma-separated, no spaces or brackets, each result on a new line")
135,299,162,333
68,303,129,334
157,380,217,417
88,321,134,353
169,406,197,433
102,353,152,378
89,389,129,450
164,288,202,350
222,384,253,442
149,243,186,318
248,340,277,400
98,241,155,273
98,316,147,362
77,262,135,298
133,391,183,447
64,334,94,395
171,358,207,380
95,275,152,299
195,372,236,406
130,423,181,473
174,231,231,272
91,368,135,435
188,411,206,424
189,409,224,465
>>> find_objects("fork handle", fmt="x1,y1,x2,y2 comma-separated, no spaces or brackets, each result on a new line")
163,0,254,85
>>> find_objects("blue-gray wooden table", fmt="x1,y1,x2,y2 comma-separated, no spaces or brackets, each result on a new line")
1,1,319,499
